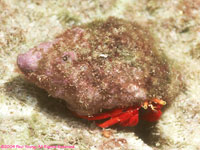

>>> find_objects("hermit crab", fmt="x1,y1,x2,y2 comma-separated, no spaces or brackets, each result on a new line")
17,17,181,128
79,98,166,128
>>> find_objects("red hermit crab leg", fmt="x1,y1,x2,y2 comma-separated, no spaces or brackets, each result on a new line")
79,106,140,128
98,107,139,128
97,111,132,128
80,108,124,121
119,111,139,127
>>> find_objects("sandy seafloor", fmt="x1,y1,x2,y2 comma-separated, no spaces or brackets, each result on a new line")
0,0,200,150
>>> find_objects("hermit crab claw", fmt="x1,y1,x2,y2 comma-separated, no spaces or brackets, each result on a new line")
141,98,166,122
77,98,166,128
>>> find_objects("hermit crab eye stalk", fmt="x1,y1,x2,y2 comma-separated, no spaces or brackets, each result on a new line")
142,98,166,111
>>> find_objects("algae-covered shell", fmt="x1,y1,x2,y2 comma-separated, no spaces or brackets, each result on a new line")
17,17,181,115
